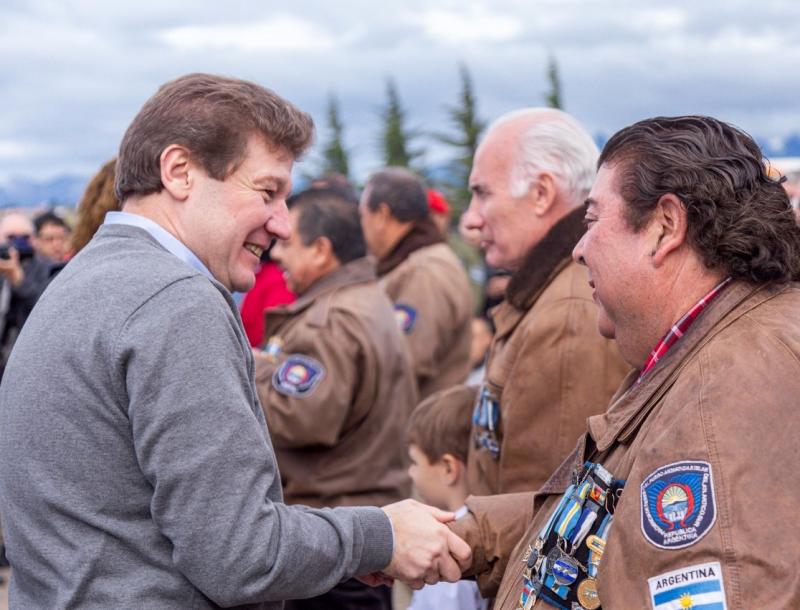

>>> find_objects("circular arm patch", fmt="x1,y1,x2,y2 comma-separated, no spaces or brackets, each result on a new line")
272,354,326,397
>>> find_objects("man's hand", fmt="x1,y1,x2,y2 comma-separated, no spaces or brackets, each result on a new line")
379,499,472,589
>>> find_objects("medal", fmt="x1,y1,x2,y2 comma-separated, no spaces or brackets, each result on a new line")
585,534,606,556
522,544,540,579
263,336,284,363
552,555,579,586
577,578,601,610
522,597,535,610
545,546,562,575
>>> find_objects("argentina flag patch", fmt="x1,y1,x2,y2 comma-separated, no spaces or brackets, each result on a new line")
272,355,325,397
648,561,727,609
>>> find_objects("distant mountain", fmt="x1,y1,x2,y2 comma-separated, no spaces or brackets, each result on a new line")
759,135,800,158
4,131,800,208
0,174,89,208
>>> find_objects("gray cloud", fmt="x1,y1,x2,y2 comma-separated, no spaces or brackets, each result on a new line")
3,0,800,185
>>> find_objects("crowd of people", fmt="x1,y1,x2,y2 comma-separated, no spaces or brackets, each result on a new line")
0,72,799,610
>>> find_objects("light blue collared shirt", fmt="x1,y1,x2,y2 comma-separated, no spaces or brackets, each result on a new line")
103,211,213,281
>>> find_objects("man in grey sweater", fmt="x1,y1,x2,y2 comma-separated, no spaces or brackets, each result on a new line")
0,73,470,609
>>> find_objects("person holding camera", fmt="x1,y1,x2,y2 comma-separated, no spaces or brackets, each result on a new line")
0,212,65,380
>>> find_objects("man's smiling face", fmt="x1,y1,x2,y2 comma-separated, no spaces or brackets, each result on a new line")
184,134,293,292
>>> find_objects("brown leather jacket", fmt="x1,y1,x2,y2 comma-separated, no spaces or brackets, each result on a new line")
380,242,473,399
467,209,630,496
254,257,417,508
455,280,800,609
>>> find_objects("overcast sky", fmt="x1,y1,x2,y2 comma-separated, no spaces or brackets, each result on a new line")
3,0,800,185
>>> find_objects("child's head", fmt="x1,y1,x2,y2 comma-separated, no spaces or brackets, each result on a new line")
406,385,476,510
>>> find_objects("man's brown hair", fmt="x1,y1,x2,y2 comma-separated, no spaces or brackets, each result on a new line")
599,115,800,283
115,73,314,202
406,385,475,463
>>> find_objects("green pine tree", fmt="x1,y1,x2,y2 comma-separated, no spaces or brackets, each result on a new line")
545,55,563,109
320,93,350,177
379,79,421,168
436,64,486,222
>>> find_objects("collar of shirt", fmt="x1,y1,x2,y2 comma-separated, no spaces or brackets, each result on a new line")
103,211,213,281
637,276,732,383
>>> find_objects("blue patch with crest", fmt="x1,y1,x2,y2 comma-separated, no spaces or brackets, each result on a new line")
393,303,417,334
272,355,325,397
640,460,716,549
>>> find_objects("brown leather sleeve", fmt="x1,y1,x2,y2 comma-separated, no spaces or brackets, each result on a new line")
390,258,472,382
449,492,535,598
254,310,364,449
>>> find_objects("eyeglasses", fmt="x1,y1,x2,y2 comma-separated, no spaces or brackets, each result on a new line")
38,234,67,243
6,234,31,240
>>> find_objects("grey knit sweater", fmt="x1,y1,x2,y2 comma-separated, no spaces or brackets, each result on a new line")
0,224,392,609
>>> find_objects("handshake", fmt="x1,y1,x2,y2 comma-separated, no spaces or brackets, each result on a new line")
359,499,472,590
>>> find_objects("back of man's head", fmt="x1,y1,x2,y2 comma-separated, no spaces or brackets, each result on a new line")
488,107,598,208
600,115,800,283
363,167,429,222
288,188,366,264
309,173,359,205
115,73,314,203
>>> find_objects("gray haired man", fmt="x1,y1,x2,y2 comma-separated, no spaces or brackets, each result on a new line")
462,108,629,496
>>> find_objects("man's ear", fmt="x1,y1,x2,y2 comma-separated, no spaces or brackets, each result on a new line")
530,172,558,217
312,236,338,267
440,453,465,487
160,144,192,202
376,202,394,226
650,193,689,267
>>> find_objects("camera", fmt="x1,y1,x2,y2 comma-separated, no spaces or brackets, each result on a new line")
0,236,34,262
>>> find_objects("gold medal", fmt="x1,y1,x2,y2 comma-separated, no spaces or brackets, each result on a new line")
576,577,601,610
585,534,606,556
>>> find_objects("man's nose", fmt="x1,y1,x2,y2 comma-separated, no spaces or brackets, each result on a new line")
572,232,587,265
462,196,483,230
267,200,291,241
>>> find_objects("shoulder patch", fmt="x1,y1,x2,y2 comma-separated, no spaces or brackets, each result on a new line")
648,561,727,609
393,303,417,334
272,355,325,397
640,460,716,550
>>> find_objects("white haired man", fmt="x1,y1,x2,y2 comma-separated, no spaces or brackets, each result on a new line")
462,108,629,496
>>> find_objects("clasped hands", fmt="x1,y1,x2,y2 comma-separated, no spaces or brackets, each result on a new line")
359,499,472,590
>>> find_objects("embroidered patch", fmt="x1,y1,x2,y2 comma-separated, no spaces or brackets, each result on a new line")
648,561,727,610
272,355,325,397
393,303,417,334
640,460,716,550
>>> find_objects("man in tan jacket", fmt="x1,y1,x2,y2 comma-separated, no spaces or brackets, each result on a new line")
462,108,629,496
359,168,473,399
452,115,800,609
254,189,419,610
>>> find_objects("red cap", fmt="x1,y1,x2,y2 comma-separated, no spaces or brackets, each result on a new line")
427,189,450,215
